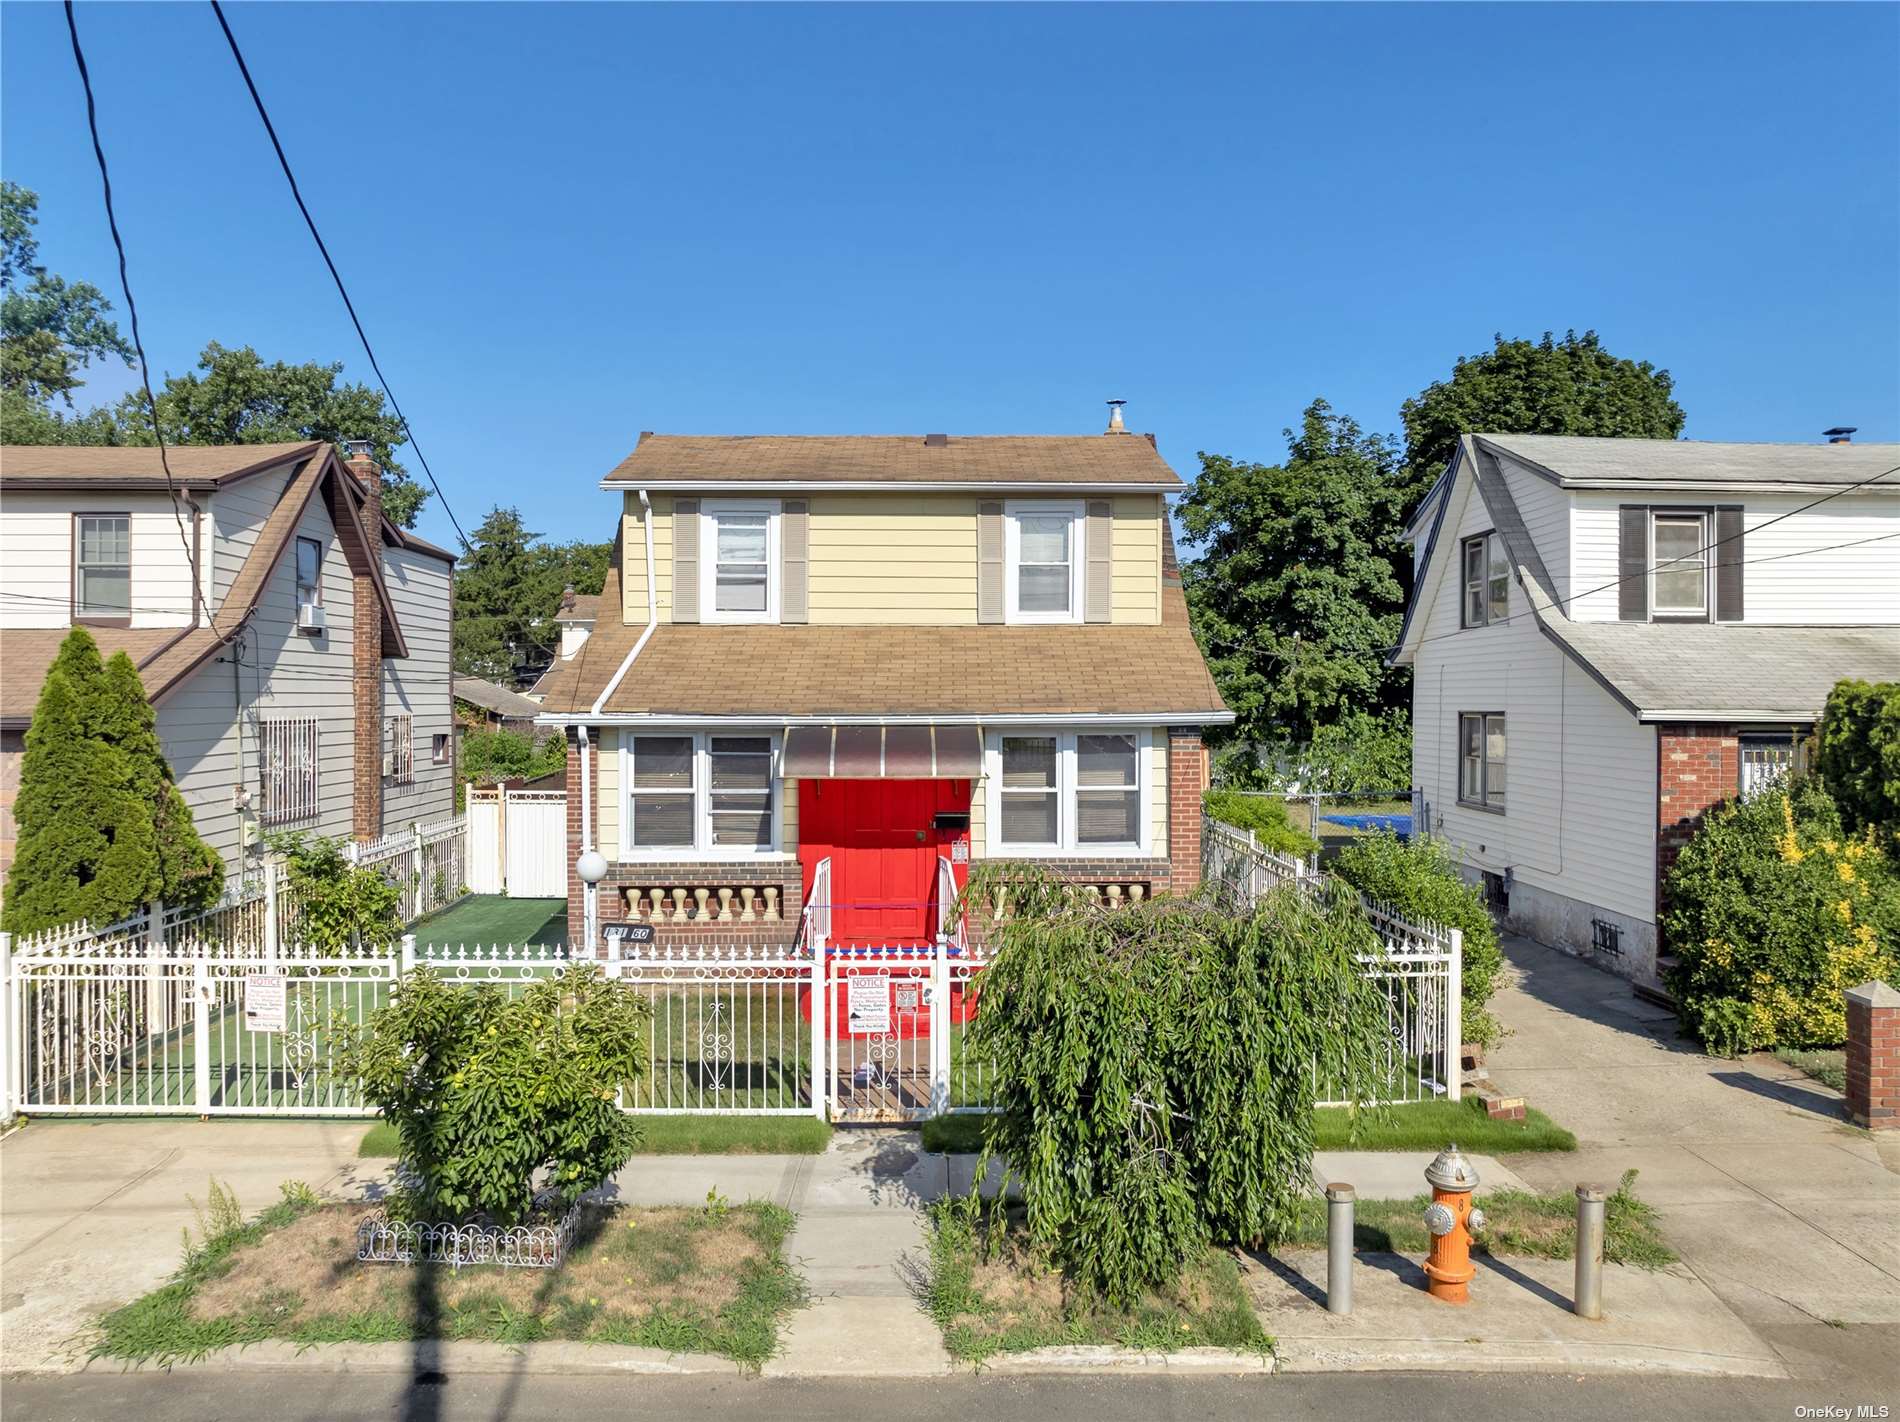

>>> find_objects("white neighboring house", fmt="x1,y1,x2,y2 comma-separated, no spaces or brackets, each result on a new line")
0,440,457,897
1395,432,1900,987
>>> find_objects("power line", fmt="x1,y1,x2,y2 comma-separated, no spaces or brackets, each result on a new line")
1195,463,1900,665
207,0,471,551
62,0,216,635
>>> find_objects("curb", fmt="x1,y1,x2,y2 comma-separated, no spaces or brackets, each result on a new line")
1270,1338,1787,1379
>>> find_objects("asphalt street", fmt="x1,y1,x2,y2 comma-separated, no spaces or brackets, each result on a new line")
5,1370,1897,1422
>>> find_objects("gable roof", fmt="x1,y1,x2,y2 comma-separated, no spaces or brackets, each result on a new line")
1,446,410,725
1396,435,1900,721
0,441,325,490
1475,434,1900,493
598,434,1183,490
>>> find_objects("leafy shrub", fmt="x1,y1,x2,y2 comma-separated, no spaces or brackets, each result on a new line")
267,832,403,950
1331,831,1504,1048
1816,679,1900,845
1202,789,1318,857
962,863,1392,1306
346,965,648,1225
1664,777,1899,1054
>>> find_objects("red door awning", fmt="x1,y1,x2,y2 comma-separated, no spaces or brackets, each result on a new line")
782,724,982,779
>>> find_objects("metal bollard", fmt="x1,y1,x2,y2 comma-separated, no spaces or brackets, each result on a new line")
1574,1184,1606,1319
1325,1182,1355,1315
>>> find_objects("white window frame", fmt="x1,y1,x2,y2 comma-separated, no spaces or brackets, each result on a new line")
74,512,132,623
699,499,781,625
1004,500,1085,625
618,730,786,860
984,728,1149,856
257,717,320,827
1650,509,1710,620
385,714,414,786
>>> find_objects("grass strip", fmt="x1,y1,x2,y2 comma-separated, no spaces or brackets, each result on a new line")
1772,1045,1847,1094
359,1115,831,1159
1282,1169,1674,1268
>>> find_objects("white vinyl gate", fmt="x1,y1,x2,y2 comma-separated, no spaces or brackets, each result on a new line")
466,786,567,898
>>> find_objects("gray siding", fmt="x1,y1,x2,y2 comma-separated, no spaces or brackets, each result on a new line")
382,544,456,832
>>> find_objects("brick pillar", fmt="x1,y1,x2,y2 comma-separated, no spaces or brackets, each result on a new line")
1167,727,1208,892
1845,980,1900,1131
1657,723,1739,888
349,454,384,841
565,729,593,951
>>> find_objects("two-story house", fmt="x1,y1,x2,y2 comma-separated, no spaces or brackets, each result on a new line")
0,440,457,896
1395,432,1900,987
532,417,1232,951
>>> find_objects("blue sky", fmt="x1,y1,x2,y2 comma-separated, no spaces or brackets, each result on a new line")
4,2,1896,550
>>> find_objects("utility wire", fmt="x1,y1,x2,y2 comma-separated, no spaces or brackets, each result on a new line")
1194,461,1900,665
63,0,216,634
207,0,471,550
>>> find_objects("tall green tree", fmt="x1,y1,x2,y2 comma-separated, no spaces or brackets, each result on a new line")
0,181,135,407
2,631,157,934
1401,329,1686,482
1179,400,1417,753
453,506,610,682
111,342,429,527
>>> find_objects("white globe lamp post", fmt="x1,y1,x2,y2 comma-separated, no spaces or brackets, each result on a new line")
576,849,608,953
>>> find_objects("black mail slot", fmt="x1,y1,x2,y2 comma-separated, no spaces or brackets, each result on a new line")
932,812,971,831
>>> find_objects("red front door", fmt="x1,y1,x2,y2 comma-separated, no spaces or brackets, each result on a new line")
799,778,970,947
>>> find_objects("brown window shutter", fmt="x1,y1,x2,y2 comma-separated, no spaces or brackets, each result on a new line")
1085,500,1112,622
1714,504,1744,622
1617,505,1648,621
672,498,700,623
977,501,1004,624
781,499,809,624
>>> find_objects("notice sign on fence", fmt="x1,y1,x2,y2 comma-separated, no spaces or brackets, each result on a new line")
846,975,891,1035
244,973,286,1034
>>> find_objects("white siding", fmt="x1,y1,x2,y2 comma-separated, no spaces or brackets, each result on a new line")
0,490,197,628
1568,490,1899,624
1497,457,1569,600
1411,474,1657,927
381,545,456,832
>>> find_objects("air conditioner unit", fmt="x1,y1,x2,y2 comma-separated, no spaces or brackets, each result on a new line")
297,602,326,633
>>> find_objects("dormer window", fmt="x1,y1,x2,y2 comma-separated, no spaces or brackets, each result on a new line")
700,501,779,623
1005,501,1084,624
74,513,131,623
1460,532,1509,628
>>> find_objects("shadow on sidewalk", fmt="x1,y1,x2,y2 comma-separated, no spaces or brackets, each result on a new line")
1497,936,1703,1057
1710,1071,1846,1122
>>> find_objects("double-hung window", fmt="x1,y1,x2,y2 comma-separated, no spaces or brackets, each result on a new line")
1460,533,1509,628
296,537,323,608
258,718,320,826
1005,501,1084,624
700,502,778,623
1458,713,1506,811
625,732,778,854
1651,511,1709,619
990,730,1146,853
74,513,131,622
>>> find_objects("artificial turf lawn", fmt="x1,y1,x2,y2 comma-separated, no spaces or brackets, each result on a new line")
358,1115,832,1159
921,1094,1575,1156
410,895,569,948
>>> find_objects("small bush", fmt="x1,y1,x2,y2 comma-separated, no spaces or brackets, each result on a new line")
1331,831,1504,1048
345,964,649,1224
1202,789,1318,857
1664,777,1899,1054
268,832,403,951
1816,679,1900,846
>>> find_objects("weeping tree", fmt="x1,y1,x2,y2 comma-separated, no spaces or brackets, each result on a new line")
962,864,1392,1305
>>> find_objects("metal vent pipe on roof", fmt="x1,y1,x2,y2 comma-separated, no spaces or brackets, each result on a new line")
1106,399,1126,433
1824,426,1857,445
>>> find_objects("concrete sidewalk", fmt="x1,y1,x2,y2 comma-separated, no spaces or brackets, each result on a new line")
1483,933,1900,1388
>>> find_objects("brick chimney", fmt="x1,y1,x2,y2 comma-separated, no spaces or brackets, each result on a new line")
344,440,384,841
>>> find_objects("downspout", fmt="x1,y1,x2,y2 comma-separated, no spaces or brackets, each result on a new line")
591,489,658,715
580,722,595,951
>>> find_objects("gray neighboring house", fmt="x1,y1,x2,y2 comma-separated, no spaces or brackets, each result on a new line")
0,441,457,896
454,675,547,732
1395,432,1900,987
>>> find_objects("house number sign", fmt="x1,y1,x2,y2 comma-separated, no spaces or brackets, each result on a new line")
603,923,657,945
244,973,287,1034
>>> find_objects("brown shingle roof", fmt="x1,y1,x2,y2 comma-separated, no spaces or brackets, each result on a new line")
600,434,1182,488
534,566,1226,720
557,593,600,623
0,441,323,489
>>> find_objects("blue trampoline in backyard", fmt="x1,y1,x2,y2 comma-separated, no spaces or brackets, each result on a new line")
1319,812,1413,837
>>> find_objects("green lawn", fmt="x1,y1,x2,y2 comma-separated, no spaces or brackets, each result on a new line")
1773,1045,1847,1093
411,895,568,948
359,1114,831,1158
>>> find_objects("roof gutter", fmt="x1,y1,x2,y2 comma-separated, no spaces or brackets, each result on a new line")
537,709,1237,730
591,488,657,715
599,480,1182,494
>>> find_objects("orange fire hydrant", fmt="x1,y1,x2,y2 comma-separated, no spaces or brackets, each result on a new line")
1422,1143,1486,1305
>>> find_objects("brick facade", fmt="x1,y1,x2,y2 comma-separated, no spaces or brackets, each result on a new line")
349,462,384,841
1845,981,1900,1131
1657,723,1741,888
1167,727,1207,892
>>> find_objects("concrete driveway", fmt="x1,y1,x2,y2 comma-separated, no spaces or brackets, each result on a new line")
1485,934,1900,1388
0,1118,388,1374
